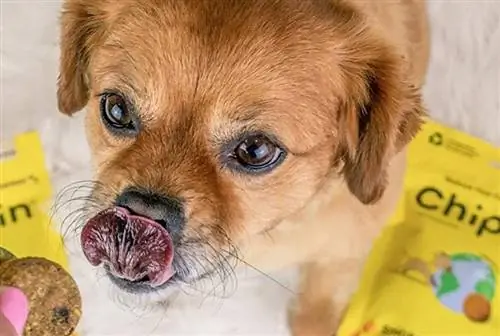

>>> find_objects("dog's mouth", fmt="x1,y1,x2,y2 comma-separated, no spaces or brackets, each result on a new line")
81,207,175,289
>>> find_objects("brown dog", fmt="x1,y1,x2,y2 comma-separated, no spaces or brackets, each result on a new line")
57,0,429,334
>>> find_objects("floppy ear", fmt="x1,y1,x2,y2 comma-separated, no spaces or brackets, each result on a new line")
339,45,426,205
57,0,106,115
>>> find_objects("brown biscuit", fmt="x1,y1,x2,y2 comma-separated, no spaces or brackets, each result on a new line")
0,257,82,336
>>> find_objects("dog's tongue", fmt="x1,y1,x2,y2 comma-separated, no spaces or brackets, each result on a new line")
81,207,174,287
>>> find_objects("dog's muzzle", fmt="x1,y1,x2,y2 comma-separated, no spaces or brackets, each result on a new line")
81,206,175,287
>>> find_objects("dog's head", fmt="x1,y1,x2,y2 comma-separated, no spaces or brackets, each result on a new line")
57,0,424,297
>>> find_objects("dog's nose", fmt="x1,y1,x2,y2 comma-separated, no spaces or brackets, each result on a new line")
115,188,184,237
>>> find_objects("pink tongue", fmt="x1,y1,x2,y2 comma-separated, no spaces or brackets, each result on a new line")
81,207,174,287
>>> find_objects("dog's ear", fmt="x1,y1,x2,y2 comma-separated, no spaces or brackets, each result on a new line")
338,45,426,205
57,0,106,115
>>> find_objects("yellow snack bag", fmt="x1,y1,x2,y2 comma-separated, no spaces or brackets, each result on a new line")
0,131,70,267
339,120,500,336
1,132,82,335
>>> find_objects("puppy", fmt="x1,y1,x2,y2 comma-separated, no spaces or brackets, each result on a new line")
57,0,429,334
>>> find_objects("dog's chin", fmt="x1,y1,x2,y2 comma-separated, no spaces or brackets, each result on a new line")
104,263,220,297
104,264,180,294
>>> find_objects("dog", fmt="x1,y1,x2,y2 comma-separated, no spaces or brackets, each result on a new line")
57,0,429,334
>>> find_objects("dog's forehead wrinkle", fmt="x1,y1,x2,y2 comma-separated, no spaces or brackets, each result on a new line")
104,0,335,64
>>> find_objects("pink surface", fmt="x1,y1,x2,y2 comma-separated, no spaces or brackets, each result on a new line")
0,287,29,335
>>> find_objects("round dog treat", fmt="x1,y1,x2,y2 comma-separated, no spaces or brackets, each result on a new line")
0,246,16,264
0,257,82,336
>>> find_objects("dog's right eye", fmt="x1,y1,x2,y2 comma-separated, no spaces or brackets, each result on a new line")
100,93,138,135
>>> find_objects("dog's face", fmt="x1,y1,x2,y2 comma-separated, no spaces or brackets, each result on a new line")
58,0,424,297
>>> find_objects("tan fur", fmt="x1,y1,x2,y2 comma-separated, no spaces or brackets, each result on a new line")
57,0,429,334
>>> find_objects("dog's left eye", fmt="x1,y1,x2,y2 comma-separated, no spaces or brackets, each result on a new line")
231,134,286,173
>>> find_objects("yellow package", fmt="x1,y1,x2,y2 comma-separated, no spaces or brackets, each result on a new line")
0,132,82,335
339,120,500,336
0,131,71,272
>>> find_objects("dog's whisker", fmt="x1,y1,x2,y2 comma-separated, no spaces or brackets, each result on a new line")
51,180,117,243
51,179,293,316
223,249,296,295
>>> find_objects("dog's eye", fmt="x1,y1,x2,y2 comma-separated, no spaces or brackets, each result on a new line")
100,93,137,133
232,134,285,173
